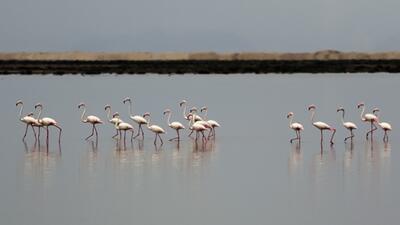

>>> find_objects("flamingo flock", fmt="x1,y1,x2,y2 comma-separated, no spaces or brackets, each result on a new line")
288,102,392,144
15,98,220,147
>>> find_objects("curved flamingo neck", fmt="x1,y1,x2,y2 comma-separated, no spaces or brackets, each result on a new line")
17,103,24,119
340,110,345,124
182,103,187,119
80,106,87,122
203,109,208,120
166,112,172,126
145,116,151,128
359,106,365,120
36,106,42,120
105,107,111,120
288,115,293,127
310,110,315,123
127,100,133,117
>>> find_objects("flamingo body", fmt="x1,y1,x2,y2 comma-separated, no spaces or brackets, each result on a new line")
131,115,148,124
85,115,103,124
343,122,357,130
312,121,332,130
378,122,392,131
290,122,304,131
170,121,185,130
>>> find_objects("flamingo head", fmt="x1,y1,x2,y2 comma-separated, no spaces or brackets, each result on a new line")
34,103,43,109
286,112,294,118
336,107,344,112
189,107,198,113
16,100,23,106
78,102,85,109
372,107,380,114
179,100,187,107
308,105,316,111
200,106,208,112
104,105,111,111
112,112,120,118
357,102,365,109
143,112,150,118
163,109,171,115
123,97,131,104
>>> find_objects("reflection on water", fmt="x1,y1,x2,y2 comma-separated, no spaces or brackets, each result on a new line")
23,140,61,189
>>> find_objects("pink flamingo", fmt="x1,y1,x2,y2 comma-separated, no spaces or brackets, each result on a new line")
16,100,39,140
113,112,134,143
143,112,165,145
372,108,392,142
200,106,221,138
123,97,148,139
308,105,336,145
188,108,207,141
34,103,62,144
287,112,304,143
105,105,123,138
357,102,378,140
337,107,357,142
78,103,103,140
163,109,185,141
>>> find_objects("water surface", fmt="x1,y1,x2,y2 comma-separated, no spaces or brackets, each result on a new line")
0,74,399,225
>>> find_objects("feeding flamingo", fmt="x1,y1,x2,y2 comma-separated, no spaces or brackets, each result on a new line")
287,112,304,143
336,107,357,142
113,112,134,143
372,108,392,142
163,109,185,141
123,97,148,139
34,103,62,144
200,106,220,138
105,105,123,138
16,100,39,140
308,105,336,145
143,112,165,145
78,103,102,140
357,102,378,140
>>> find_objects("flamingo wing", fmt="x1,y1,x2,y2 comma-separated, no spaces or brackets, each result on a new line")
344,122,357,129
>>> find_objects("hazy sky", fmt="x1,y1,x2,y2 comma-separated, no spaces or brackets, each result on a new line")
1,0,399,52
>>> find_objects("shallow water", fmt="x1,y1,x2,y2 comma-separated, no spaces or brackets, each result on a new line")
0,74,399,225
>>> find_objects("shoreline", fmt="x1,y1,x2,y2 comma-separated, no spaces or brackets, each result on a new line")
1,51,400,74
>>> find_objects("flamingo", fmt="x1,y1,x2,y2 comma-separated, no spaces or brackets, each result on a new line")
200,106,221,138
188,108,207,141
143,112,165,145
105,105,123,138
78,103,103,140
34,103,62,144
286,112,304,143
179,100,202,122
113,112,134,143
357,102,378,140
163,109,185,141
123,97,148,139
337,107,357,142
308,105,336,145
16,100,39,140
189,107,212,137
372,108,392,142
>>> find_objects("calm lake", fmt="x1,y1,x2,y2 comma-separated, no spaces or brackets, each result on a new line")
0,74,399,225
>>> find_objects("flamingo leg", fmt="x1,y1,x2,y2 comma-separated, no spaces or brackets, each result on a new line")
320,129,323,144
330,128,336,145
85,124,95,140
159,134,163,145
94,125,99,138
344,129,354,142
169,129,180,141
53,125,62,144
130,129,134,141
298,130,301,142
290,130,299,143
124,130,127,144
112,129,119,139
154,133,157,145
188,129,194,137
207,128,213,139
31,125,37,141
46,126,49,147
201,131,206,141
22,124,29,141
134,124,143,139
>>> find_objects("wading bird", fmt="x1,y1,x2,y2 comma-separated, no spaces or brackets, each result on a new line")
16,100,39,140
200,106,220,138
357,102,378,140
337,107,357,142
308,105,336,145
163,109,185,141
188,108,207,141
78,103,102,140
113,113,134,143
105,105,123,138
143,112,165,145
179,100,202,122
372,108,392,142
287,112,304,143
123,97,148,139
34,103,62,144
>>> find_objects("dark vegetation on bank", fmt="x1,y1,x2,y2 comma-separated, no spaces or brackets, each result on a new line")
1,60,400,74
